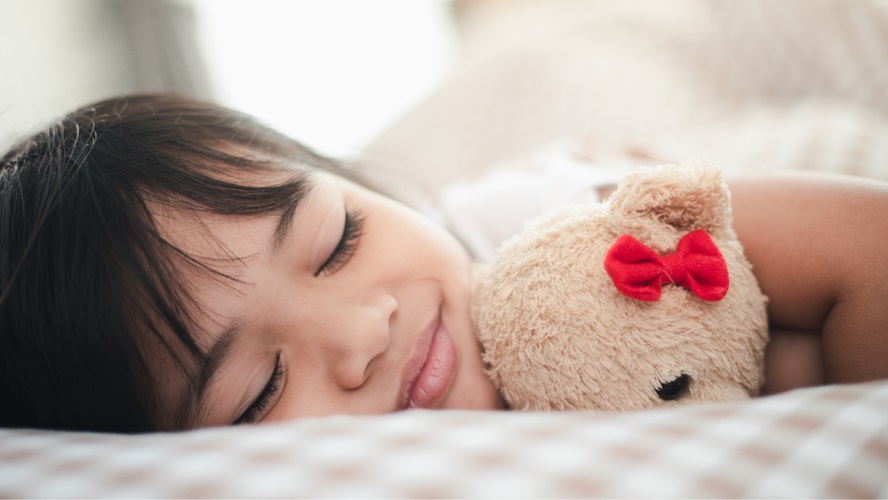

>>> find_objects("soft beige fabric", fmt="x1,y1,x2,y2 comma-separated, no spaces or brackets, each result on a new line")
472,161,768,411
360,0,888,193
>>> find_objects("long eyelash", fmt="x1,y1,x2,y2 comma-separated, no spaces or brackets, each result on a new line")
235,353,284,425
315,210,365,276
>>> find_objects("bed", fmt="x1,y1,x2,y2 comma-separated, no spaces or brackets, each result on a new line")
3,1,888,497
1,382,886,497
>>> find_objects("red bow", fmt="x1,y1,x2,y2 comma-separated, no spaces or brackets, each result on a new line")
604,230,729,302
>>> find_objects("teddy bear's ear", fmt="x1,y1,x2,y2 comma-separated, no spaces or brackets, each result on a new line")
608,159,733,251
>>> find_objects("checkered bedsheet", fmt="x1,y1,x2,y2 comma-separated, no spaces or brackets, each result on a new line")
2,381,886,498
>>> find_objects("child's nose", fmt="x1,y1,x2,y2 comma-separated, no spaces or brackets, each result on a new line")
329,292,396,390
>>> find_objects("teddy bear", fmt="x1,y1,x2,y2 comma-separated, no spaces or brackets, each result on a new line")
470,160,769,411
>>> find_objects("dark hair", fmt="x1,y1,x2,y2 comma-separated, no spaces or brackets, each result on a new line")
1,93,351,432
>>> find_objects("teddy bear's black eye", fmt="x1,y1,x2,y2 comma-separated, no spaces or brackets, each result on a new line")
656,373,690,401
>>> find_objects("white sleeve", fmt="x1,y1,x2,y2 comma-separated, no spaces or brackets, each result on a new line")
439,148,632,262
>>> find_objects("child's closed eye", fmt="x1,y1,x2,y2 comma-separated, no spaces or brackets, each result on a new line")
234,352,285,425
315,209,365,276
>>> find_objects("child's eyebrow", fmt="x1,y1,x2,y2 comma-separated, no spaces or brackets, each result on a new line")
174,323,239,427
196,325,239,404
270,175,316,255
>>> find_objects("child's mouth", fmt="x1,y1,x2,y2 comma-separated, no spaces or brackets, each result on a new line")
401,318,458,410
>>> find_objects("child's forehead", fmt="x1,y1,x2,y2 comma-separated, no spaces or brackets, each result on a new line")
144,165,331,306
145,172,316,264
140,159,319,301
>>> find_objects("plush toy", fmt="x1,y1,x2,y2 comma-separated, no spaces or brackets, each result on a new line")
471,160,769,411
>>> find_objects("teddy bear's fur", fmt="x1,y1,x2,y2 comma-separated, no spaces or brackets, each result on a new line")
471,160,769,411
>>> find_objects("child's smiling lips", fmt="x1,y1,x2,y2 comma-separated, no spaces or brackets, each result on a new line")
398,312,457,410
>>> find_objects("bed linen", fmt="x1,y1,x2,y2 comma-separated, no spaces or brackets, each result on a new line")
2,381,887,498
361,0,888,192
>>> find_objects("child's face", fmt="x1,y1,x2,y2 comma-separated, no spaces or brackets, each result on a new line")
156,170,503,427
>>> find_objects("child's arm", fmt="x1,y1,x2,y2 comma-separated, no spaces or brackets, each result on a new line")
729,172,888,387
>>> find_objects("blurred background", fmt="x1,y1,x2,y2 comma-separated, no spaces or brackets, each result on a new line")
4,0,887,187
0,0,459,157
